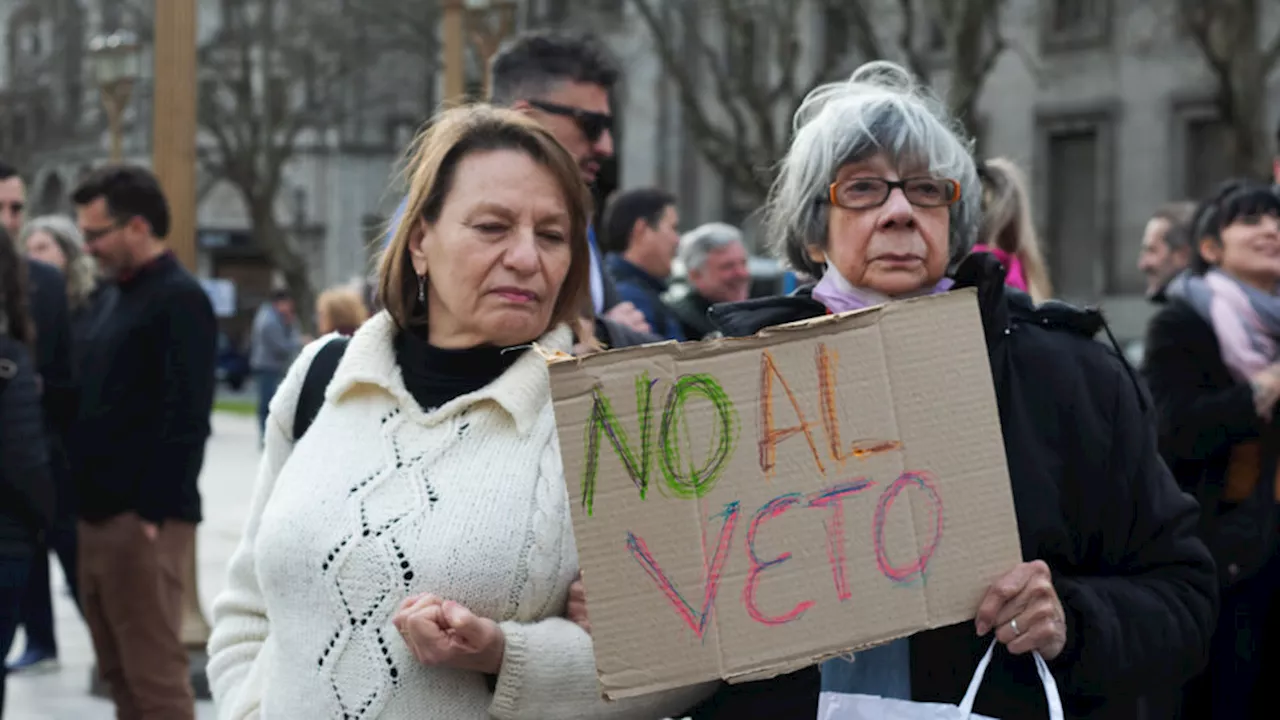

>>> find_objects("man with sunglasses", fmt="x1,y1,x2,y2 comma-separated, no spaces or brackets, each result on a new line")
383,30,655,345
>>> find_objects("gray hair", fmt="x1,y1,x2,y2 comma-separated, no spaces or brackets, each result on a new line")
766,61,980,277
19,214,98,310
679,222,745,272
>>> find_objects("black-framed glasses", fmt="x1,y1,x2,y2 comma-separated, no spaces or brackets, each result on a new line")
527,99,613,143
827,177,961,210
81,220,126,243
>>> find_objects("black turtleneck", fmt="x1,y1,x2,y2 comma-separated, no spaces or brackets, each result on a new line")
394,328,526,412
75,251,217,524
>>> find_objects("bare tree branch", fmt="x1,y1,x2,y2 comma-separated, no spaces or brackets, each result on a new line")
1264,27,1280,71
629,0,762,197
894,0,932,82
635,0,1009,207
1175,0,1273,178
343,0,443,69
196,0,380,330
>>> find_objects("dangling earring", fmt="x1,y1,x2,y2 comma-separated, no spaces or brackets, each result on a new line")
416,274,426,304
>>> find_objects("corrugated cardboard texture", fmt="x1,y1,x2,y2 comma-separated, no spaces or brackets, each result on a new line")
547,289,1022,700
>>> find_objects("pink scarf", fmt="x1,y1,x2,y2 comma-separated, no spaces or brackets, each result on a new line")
971,244,1028,293
1167,270,1280,381
811,264,954,314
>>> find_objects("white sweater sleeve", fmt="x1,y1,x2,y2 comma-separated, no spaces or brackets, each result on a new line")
206,339,330,720
489,617,715,720
488,442,715,720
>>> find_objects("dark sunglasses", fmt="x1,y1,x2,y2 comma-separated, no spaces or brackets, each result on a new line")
527,100,612,143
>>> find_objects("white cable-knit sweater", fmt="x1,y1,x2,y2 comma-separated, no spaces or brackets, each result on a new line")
206,312,712,720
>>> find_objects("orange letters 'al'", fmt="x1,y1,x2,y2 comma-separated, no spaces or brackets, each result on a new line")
815,343,855,464
758,350,825,478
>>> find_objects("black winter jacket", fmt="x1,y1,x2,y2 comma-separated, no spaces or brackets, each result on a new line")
0,334,53,554
1143,298,1267,488
688,253,1217,720
1142,297,1278,589
27,260,76,514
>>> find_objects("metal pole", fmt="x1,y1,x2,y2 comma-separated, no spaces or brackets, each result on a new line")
443,0,467,106
153,0,200,273
154,0,211,702
102,81,135,164
472,2,516,100
89,1,205,700
106,92,124,163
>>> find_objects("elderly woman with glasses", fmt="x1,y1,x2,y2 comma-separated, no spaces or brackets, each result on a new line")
691,61,1217,720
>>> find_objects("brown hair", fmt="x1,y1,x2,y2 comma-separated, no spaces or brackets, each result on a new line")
377,104,592,336
0,226,34,351
316,286,369,336
978,157,1053,302
1150,201,1197,252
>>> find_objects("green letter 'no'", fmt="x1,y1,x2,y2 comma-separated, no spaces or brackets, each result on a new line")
581,372,740,515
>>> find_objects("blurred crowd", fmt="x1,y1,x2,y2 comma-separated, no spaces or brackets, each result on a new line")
0,24,1279,720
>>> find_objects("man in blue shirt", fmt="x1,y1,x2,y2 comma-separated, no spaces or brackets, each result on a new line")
384,31,654,343
601,188,685,341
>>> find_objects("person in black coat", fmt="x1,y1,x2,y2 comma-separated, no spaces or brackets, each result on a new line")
1143,183,1280,719
0,226,54,714
9,214,103,672
680,60,1217,720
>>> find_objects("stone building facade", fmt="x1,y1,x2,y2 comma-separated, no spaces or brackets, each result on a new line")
2,0,1277,344
0,0,432,341
597,0,1280,341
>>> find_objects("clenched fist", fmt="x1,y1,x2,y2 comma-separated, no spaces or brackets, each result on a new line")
392,594,505,674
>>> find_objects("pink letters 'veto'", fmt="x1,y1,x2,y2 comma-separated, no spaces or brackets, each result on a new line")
807,478,877,601
625,502,741,639
742,494,816,625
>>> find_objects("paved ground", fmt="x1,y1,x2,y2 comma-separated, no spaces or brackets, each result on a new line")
5,411,260,720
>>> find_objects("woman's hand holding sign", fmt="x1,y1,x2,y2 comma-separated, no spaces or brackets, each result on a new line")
393,594,505,674
975,560,1067,661
567,572,591,635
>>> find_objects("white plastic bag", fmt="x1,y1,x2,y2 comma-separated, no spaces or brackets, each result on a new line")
816,640,1064,720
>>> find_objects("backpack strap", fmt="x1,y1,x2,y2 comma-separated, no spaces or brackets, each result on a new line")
292,336,349,441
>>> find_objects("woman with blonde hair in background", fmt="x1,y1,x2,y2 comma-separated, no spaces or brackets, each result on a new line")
974,158,1053,303
20,215,106,345
315,285,369,337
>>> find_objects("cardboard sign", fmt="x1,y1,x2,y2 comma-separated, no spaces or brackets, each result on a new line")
545,289,1023,700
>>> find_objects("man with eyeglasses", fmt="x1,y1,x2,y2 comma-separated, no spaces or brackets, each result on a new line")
70,165,215,720
384,30,655,346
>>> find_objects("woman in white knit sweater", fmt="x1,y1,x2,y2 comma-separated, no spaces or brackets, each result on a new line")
206,106,712,719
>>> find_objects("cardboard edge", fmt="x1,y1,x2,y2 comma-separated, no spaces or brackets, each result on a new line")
722,629,923,685
599,673,720,702
542,289,979,372
603,612,985,699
